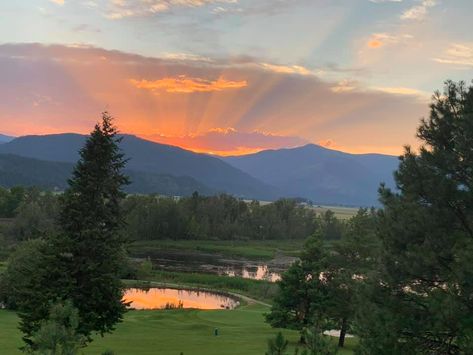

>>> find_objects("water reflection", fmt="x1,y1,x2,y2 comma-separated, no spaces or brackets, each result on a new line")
137,250,286,282
222,265,281,282
124,288,238,310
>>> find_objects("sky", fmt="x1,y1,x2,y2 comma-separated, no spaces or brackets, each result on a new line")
1,0,473,156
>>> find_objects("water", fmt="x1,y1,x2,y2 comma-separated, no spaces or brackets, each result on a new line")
124,288,239,310
134,250,287,282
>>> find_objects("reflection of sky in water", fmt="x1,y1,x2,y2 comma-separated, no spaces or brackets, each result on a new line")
123,288,237,310
141,251,288,282
223,265,281,282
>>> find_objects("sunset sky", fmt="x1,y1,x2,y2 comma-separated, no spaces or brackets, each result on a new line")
1,0,473,155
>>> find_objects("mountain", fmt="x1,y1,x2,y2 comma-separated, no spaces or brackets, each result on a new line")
0,134,277,200
0,134,14,144
223,144,400,206
0,154,215,196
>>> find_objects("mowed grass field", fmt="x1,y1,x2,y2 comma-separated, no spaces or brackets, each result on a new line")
0,304,357,354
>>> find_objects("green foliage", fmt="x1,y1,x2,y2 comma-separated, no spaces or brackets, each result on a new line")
314,210,345,241
13,113,130,345
124,194,317,241
7,191,59,241
24,300,85,355
136,257,153,280
299,324,338,355
267,209,379,348
0,239,49,310
0,186,27,218
266,332,289,355
266,235,330,331
356,80,473,354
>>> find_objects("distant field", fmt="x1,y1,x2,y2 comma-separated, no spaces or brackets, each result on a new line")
246,200,360,220
0,305,357,354
312,205,359,219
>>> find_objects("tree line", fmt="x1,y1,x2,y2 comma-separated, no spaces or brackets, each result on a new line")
0,189,330,244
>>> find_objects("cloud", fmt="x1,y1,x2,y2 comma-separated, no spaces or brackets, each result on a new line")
143,128,308,155
259,63,313,76
0,43,428,155
331,79,358,93
318,139,335,148
370,0,402,2
163,52,213,63
105,0,238,19
374,86,429,98
130,76,247,93
72,24,101,33
401,0,436,21
433,43,473,67
49,0,65,5
367,33,413,48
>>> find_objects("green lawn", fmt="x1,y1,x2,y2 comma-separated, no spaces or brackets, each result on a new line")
0,305,356,354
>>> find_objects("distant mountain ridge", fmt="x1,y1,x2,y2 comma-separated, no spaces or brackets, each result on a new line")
0,134,14,144
223,144,399,206
0,153,216,196
0,134,278,200
0,134,400,205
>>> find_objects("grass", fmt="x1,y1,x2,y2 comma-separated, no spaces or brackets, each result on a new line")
130,239,304,261
0,305,357,354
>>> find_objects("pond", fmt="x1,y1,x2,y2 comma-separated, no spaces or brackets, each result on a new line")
133,250,293,282
123,288,239,310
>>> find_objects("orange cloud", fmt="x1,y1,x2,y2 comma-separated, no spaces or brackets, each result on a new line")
0,44,428,156
368,39,383,48
367,33,413,49
130,75,247,93
142,128,308,156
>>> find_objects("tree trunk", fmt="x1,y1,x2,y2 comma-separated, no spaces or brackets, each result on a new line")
338,317,348,348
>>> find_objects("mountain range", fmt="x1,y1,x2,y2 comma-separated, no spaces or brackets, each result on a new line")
0,154,215,196
223,144,399,206
0,134,276,200
0,134,14,144
0,133,399,206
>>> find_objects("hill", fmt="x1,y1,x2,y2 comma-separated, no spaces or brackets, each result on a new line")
0,134,14,144
0,154,215,196
223,144,399,206
0,135,277,199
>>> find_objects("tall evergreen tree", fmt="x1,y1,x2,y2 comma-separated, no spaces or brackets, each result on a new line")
356,81,473,354
57,112,129,338
17,112,129,345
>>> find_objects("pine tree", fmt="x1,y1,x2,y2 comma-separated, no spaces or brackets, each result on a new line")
58,112,129,339
356,81,473,354
17,112,129,345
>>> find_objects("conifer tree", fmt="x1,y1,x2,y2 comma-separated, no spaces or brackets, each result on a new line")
57,112,129,338
17,112,129,345
357,81,473,354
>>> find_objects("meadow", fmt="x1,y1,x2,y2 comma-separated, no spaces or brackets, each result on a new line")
0,304,357,354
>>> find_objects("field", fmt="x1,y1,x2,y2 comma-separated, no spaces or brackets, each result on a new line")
311,205,359,220
0,304,357,354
